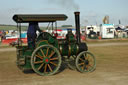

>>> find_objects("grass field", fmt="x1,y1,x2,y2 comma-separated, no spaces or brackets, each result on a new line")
0,25,27,31
0,24,61,31
0,42,128,85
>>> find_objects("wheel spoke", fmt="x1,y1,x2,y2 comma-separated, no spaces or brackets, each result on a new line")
37,52,42,57
50,57,58,61
34,61,43,64
89,59,93,62
48,64,53,72
85,65,89,71
44,64,47,73
46,47,49,57
38,63,44,70
79,58,84,61
88,64,93,67
35,54,43,60
84,54,88,60
50,61,57,66
82,64,85,70
48,51,55,58
78,62,84,66
40,49,46,57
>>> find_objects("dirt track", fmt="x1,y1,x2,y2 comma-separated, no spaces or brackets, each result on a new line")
0,42,128,85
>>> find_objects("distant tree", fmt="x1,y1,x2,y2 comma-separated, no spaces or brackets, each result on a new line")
61,25,72,27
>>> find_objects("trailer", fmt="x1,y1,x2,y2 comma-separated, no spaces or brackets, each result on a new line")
100,24,115,38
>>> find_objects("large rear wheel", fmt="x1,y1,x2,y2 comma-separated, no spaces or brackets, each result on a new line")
31,45,62,76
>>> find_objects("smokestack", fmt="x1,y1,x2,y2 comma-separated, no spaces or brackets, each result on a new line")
74,11,81,43
119,20,121,24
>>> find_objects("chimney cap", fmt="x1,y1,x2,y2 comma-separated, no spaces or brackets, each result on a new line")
74,11,80,15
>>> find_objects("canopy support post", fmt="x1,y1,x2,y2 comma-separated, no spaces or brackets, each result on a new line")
55,21,57,34
52,22,54,35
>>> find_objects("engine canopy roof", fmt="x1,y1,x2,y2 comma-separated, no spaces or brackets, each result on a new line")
13,14,68,23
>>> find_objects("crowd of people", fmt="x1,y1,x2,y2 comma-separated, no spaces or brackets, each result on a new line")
0,30,7,43
0,30,17,43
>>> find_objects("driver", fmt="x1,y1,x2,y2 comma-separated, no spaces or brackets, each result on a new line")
27,22,42,48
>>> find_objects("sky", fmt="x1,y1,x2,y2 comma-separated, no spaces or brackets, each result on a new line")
0,0,128,26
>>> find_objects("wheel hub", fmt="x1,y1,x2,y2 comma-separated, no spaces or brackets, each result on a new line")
43,57,50,64
85,60,89,65
45,59,49,62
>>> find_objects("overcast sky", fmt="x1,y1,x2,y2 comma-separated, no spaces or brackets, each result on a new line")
0,0,128,26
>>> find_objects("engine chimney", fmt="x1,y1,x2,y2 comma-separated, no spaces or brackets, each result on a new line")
74,12,81,44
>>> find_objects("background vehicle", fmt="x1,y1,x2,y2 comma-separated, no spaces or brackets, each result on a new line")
100,24,115,38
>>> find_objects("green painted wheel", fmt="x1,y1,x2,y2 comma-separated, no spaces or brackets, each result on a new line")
31,45,62,76
75,51,96,73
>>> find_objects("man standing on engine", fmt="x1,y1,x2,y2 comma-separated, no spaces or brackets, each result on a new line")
27,22,42,48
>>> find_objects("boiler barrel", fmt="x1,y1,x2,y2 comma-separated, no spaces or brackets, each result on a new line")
59,43,88,56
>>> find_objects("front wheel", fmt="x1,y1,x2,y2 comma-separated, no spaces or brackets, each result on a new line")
75,51,96,73
31,45,62,76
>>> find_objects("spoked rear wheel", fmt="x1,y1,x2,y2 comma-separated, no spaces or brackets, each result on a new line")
75,51,96,73
31,45,62,76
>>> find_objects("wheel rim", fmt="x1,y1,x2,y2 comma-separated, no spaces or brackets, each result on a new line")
31,45,61,76
76,51,96,73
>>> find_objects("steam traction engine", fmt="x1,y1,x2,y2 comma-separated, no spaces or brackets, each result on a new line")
13,12,96,76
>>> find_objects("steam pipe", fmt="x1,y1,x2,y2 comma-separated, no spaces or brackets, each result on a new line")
74,12,81,44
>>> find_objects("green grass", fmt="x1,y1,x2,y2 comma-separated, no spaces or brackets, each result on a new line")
0,24,53,31
0,25,27,31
